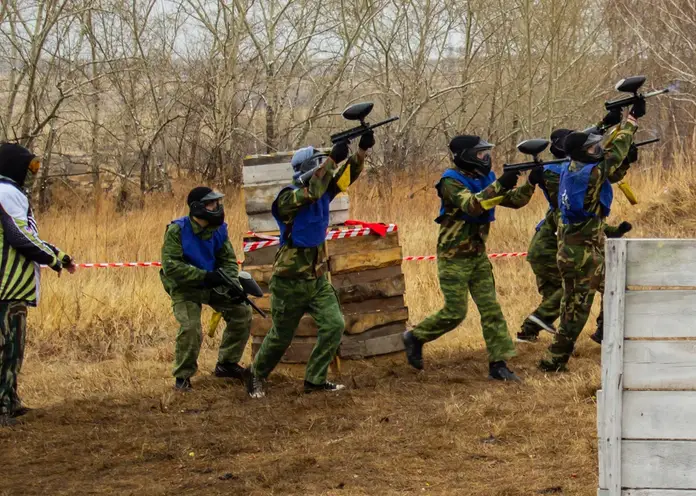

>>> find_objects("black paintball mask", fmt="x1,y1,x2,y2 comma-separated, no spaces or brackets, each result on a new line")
291,146,328,186
549,128,572,159
187,186,225,227
0,142,39,193
563,131,604,164
449,135,494,177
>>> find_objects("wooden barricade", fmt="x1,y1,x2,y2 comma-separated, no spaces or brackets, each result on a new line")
598,238,696,496
241,152,408,363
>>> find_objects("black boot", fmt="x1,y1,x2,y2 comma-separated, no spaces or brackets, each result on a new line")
0,415,17,427
246,373,266,399
214,362,246,381
304,381,346,393
538,359,568,373
10,406,32,418
488,361,522,382
590,328,603,345
174,377,192,391
402,330,424,370
526,314,557,335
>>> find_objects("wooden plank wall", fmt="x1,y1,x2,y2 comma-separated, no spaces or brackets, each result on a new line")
241,151,408,364
598,239,696,496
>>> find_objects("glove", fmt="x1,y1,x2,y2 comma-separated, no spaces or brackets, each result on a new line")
629,99,646,119
617,221,633,237
602,108,622,129
528,167,544,187
49,258,63,273
203,271,225,288
61,253,77,274
624,143,638,165
358,130,375,151
329,140,350,164
497,169,521,191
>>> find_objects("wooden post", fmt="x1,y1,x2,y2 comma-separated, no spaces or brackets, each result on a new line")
599,238,627,496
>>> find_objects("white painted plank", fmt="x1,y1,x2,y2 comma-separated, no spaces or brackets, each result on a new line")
625,290,696,338
601,239,627,496
623,440,696,489
626,239,696,287
598,389,606,490
623,341,696,390
244,182,351,215
248,209,350,233
243,162,293,185
623,491,696,495
623,391,696,439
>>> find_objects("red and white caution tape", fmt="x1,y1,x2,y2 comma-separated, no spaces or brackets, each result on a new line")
403,252,527,262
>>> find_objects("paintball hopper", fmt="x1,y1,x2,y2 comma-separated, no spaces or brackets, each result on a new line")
517,139,550,156
503,139,566,172
238,271,263,298
342,102,374,121
330,102,399,145
604,75,670,112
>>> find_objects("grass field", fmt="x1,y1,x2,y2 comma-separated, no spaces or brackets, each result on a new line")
1,149,693,495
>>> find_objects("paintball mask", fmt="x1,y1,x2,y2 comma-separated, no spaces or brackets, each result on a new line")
563,131,604,164
0,142,38,191
549,129,572,159
449,135,494,177
187,186,225,226
291,146,329,186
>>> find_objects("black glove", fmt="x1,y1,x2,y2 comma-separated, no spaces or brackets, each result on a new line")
50,258,63,273
528,167,544,187
617,221,633,237
602,108,622,129
358,130,375,151
329,140,350,164
624,143,638,165
629,99,646,119
203,271,225,288
497,169,521,191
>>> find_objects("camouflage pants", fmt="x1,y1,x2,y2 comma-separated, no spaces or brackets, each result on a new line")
412,254,515,363
0,301,27,416
172,291,252,379
252,275,344,385
545,242,604,364
522,218,603,337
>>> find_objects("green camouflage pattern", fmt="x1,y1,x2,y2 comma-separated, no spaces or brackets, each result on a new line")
544,121,637,366
272,153,364,279
436,172,535,258
172,292,252,379
411,254,516,363
251,275,344,385
0,301,27,416
160,216,239,304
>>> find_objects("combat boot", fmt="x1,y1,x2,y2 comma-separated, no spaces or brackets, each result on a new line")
11,406,32,418
246,373,266,399
590,328,603,345
304,381,346,393
402,330,424,370
526,314,557,335
488,361,522,382
174,377,192,391
214,362,246,381
538,359,568,373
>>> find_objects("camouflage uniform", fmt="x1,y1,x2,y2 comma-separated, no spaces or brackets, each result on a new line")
160,218,252,379
411,171,535,362
251,153,364,386
542,122,636,368
521,163,631,339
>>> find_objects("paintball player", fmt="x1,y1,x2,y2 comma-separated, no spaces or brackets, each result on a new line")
402,135,535,382
539,102,644,372
246,132,374,399
518,121,636,343
0,143,76,427
160,187,252,391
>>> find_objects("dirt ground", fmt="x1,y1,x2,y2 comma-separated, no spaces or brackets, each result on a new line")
0,340,600,496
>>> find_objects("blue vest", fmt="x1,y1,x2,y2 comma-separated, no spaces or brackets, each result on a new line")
272,186,332,248
171,216,228,271
539,162,568,207
436,168,496,224
558,162,613,225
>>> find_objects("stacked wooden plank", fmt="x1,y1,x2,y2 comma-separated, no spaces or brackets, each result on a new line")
241,151,408,363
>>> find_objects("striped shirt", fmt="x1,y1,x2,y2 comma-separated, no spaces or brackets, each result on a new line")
0,179,61,305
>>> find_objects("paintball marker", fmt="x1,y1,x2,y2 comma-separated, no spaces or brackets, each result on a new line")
502,139,567,173
330,102,399,145
214,270,266,318
605,76,670,112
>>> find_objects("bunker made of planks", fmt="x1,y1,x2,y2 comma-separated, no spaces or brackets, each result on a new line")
241,151,408,362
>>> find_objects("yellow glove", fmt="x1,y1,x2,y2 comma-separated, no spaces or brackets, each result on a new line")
618,181,638,205
335,163,351,192
480,196,505,210
208,312,223,338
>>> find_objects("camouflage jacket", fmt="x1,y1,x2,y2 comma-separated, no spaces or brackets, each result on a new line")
160,216,239,303
558,120,637,247
437,170,535,259
272,152,364,279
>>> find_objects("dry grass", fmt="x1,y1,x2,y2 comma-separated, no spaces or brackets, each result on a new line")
1,152,695,495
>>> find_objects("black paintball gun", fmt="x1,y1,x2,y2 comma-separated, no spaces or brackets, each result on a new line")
605,76,670,113
215,269,267,318
330,102,399,145
502,139,568,172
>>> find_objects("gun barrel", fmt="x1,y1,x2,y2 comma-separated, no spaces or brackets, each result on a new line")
634,137,660,147
605,87,670,111
503,158,567,173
